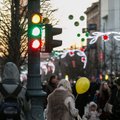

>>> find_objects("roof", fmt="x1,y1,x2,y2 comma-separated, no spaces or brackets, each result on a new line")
84,2,99,14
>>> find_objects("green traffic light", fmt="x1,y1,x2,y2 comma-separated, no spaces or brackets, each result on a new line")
28,25,42,38
32,27,41,36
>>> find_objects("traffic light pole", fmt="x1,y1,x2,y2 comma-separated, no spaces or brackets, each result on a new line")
27,0,46,120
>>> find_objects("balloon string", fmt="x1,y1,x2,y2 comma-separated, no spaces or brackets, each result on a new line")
75,94,78,101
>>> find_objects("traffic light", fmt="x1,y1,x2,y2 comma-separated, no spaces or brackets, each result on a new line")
28,12,43,51
29,39,44,51
45,24,62,52
82,28,88,33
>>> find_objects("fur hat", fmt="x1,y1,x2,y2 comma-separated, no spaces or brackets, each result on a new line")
57,79,72,92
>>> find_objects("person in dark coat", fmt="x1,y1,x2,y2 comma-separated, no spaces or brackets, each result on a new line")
45,75,59,96
98,81,111,111
112,77,120,120
88,76,100,102
72,82,89,118
44,75,59,108
97,81,111,120
0,62,30,120
108,81,117,105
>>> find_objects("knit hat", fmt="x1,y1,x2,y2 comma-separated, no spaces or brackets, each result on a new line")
114,77,120,86
57,79,72,92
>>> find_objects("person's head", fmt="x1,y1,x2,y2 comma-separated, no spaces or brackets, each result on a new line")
57,79,72,92
99,81,110,97
49,75,58,85
2,62,20,84
91,75,96,82
100,81,109,90
95,90,99,96
103,82,109,89
89,102,97,112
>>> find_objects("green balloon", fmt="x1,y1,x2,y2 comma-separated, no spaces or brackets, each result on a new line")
68,15,74,20
74,21,79,26
80,16,85,21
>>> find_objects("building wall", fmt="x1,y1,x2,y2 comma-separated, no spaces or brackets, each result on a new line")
100,0,120,75
108,0,120,31
84,2,101,77
101,0,120,31
100,0,108,31
101,0,108,18
85,2,100,31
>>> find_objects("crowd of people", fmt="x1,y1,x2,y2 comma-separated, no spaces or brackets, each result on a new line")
0,62,120,120
43,73,120,120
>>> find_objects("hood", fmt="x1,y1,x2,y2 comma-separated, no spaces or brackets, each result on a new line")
2,62,20,84
89,101,97,108
57,79,72,92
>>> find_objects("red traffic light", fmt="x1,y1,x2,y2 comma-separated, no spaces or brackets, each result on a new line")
32,40,40,49
29,39,42,50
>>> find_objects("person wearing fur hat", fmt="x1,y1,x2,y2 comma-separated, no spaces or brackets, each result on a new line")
45,79,81,120
82,101,101,120
112,77,120,120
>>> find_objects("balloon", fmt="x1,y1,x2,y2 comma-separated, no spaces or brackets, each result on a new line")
76,77,90,94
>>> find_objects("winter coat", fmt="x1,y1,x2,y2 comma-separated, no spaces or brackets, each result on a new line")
112,89,120,120
82,111,100,120
82,102,100,120
46,86,79,120
0,62,30,120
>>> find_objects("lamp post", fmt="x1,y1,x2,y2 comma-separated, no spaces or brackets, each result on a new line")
27,0,46,120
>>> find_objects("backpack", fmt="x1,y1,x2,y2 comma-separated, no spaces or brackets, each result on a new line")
0,83,22,120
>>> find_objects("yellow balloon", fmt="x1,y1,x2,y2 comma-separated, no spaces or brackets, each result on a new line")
76,77,90,94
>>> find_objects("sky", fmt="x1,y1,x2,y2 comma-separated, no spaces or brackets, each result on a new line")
50,0,98,49
0,0,98,50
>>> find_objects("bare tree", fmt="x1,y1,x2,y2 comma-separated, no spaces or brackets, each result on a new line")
41,0,59,25
0,0,28,68
0,0,58,69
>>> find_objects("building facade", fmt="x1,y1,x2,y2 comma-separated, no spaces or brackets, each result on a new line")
84,1,102,78
100,0,120,76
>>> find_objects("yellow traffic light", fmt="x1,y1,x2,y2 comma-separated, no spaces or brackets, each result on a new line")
32,13,42,24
